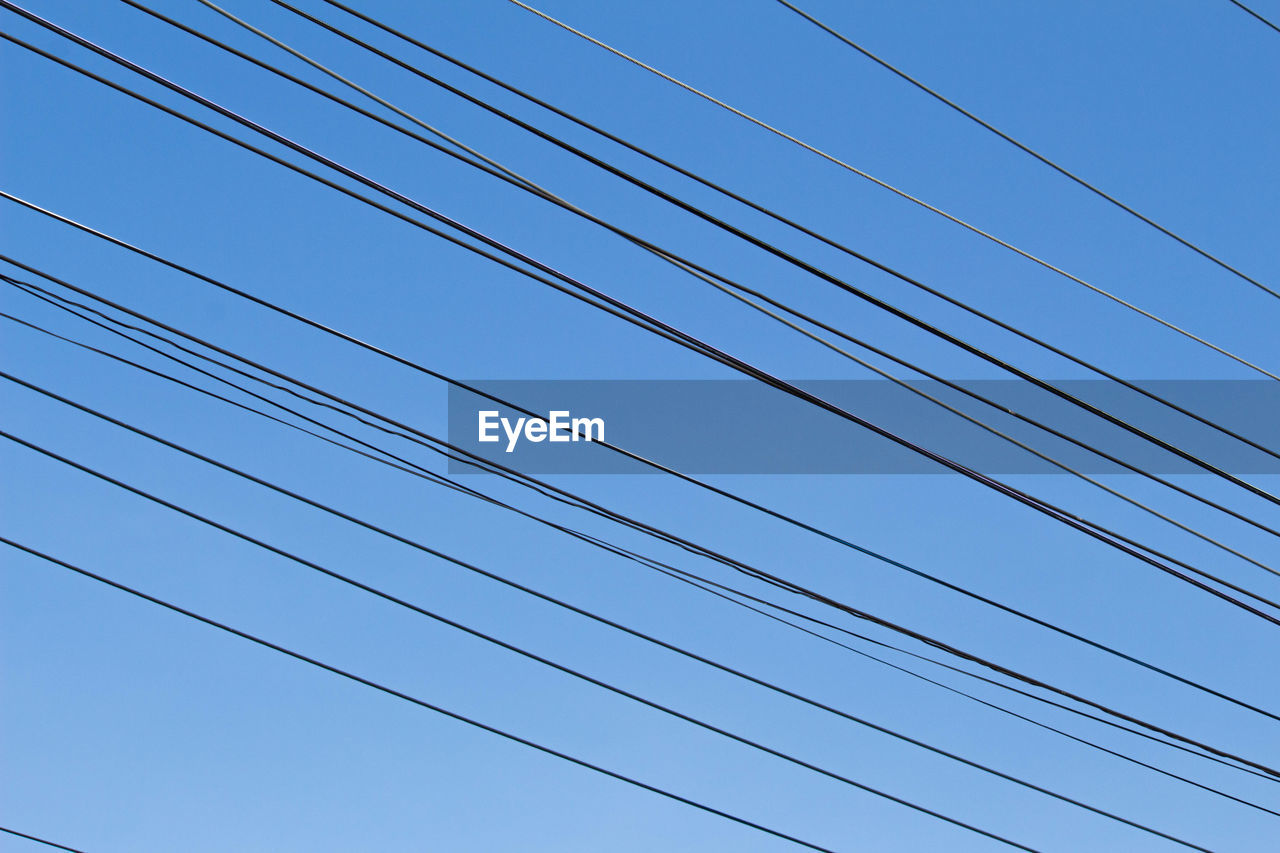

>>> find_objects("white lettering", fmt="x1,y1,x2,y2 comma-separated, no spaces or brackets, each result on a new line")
479,411,604,452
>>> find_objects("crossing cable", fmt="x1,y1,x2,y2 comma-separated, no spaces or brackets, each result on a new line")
7,20,1280,622
114,0,1280,557
0,427,1208,847
4,373,1278,784
1227,0,1280,34
4,212,1278,737
299,0,1280,471
8,307,1278,812
0,827,84,853
169,0,1280,578
506,0,1280,305
244,0,1280,501
0,539,849,853
770,0,1280,302
10,271,1280,788
12,274,1280,786
313,0,1280,392
19,0,1277,530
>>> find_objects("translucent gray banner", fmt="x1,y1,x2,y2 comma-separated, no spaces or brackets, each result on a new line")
446,380,1279,474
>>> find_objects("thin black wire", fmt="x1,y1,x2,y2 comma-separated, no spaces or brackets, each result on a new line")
1227,0,1280,34
117,0,1280,569
310,0,1280,471
771,0,1280,301
0,412,1206,847
0,538,849,853
8,306,1277,814
4,229,1278,740
12,274,1280,790
6,20,1279,634
0,826,85,853
5,373,1277,785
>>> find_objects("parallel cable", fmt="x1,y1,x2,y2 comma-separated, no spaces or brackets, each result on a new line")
5,372,1278,782
0,419,1205,847
317,0,1280,395
507,0,1280,305
771,0,1280,301
161,0,1280,576
9,306,1278,813
7,18,1279,628
110,0,1280,554
4,199,1278,730
0,538,848,853
257,0,1280,498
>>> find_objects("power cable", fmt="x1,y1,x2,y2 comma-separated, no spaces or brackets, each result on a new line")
4,207,1278,732
177,0,1280,577
770,0,1280,301
1227,0,1280,34
5,372,1277,782
0,538,849,853
7,305,1276,814
298,0,1280,472
507,0,1280,304
0,419,1204,847
6,19,1278,631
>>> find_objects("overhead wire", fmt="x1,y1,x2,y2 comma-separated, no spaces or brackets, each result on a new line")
7,301,1278,814
5,199,1279,733
176,0,1280,579
1226,0,1280,34
108,0,1280,556
0,538,848,853
6,16,1280,633
506,0,1280,305
0,827,85,853
5,369,1278,783
252,0,1280,499
769,0,1280,301
0,400,1210,847
312,0,1280,400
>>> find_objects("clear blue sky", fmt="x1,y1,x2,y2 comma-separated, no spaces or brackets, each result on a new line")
3,0,1279,850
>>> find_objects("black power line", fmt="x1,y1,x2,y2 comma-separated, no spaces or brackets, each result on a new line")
120,0,1280,574
0,538,850,853
771,0,1280,301
4,212,1278,734
298,0,1280,469
0,826,85,853
5,371,1277,783
8,300,1277,815
0,407,1209,847
6,19,1279,633
1227,0,1280,34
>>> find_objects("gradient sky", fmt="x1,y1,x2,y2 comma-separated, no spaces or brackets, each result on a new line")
3,1,1279,850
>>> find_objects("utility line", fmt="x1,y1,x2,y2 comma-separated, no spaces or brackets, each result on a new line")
7,18,1279,630
5,371,1277,782
0,420,1205,847
172,0,1280,578
507,0,1280,305
8,303,1277,813
4,203,1278,732
258,0,1280,498
313,0,1280,420
0,538,848,853
1227,0,1280,34
0,827,85,853
770,0,1280,301
111,0,1280,554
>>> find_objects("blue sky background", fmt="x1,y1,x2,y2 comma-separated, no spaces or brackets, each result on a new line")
3,0,1279,849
